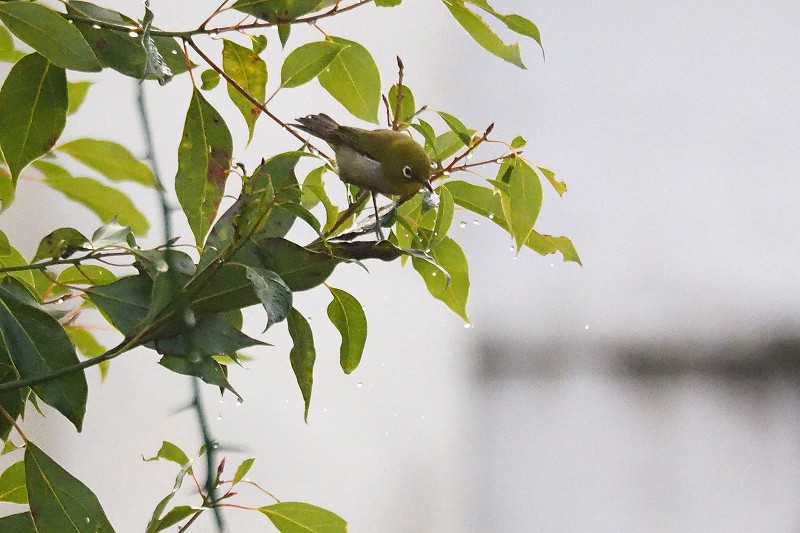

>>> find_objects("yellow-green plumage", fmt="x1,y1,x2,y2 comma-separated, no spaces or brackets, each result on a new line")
293,114,431,197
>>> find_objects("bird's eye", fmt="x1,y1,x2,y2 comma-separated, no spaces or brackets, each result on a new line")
402,165,413,179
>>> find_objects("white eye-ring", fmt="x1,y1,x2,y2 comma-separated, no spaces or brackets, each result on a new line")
402,165,413,179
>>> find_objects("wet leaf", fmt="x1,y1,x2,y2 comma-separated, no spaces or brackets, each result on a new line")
327,286,366,374
287,308,315,422
90,216,133,248
412,236,470,323
244,266,293,330
500,159,542,253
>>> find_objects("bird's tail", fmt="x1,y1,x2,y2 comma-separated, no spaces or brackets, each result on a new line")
292,113,340,143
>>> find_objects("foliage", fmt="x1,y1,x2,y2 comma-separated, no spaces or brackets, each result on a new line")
0,0,579,530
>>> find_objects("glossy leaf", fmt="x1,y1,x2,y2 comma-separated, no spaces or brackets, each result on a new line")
66,1,188,78
287,308,315,422
90,216,133,248
175,88,233,245
327,286,367,374
0,53,67,181
0,283,88,430
501,159,542,253
259,502,347,533
25,442,116,533
0,460,26,504
244,266,293,330
56,138,157,187
442,0,525,69
318,36,380,123
280,41,346,88
412,236,470,323
222,39,267,143
67,81,92,115
0,512,36,532
0,2,101,72
232,0,324,22
42,173,149,235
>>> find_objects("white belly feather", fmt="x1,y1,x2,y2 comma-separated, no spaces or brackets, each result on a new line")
335,145,384,191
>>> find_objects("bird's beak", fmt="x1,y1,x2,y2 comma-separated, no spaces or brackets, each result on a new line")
423,180,434,193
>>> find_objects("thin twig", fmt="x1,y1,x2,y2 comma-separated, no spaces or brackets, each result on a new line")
391,56,404,130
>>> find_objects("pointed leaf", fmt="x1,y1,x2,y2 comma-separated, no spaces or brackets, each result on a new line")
412,236,470,323
25,442,116,532
0,53,67,181
259,502,347,533
90,216,133,248
143,441,190,468
318,36,380,123
0,24,25,63
388,83,415,125
538,165,566,196
0,169,15,210
287,308,315,422
500,159,542,253
442,0,525,68
464,0,543,53
0,283,88,430
56,138,157,187
147,505,197,533
85,274,152,334
232,0,324,22
232,458,255,486
429,186,454,247
222,39,267,143
0,512,36,532
155,313,267,358
0,229,11,256
57,265,116,285
200,68,220,90
327,287,366,374
67,81,92,115
176,88,233,245
0,460,27,504
244,266,293,330
281,41,346,88
278,23,291,48
0,2,101,72
159,354,241,400
251,152,303,238
437,111,472,145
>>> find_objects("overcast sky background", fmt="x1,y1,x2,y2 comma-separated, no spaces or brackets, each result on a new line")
3,0,800,531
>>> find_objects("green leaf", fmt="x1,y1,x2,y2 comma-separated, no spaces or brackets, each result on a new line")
57,265,117,285
89,216,133,248
280,41,346,88
251,34,268,54
526,231,582,265
25,442,116,532
429,186,454,247
85,274,152,334
327,286,366,374
155,313,267,358
159,354,241,400
278,23,291,48
0,360,26,441
244,266,293,330
248,237,337,291
0,169,15,210
56,138,157,187
375,0,403,5
538,165,566,196
0,513,36,532
251,153,304,238
442,0,525,69
501,159,542,253
146,505,196,533
464,0,543,54
0,228,10,256
200,68,220,90
510,135,526,149
0,24,25,63
175,88,233,245
67,81,92,115
0,460,27,504
388,83,415,125
232,457,255,486
0,244,34,289
64,325,109,379
42,172,149,235
143,441,190,468
259,501,347,533
301,166,339,232
434,130,470,161
412,236,470,323
287,308,315,422
232,0,324,22
0,283,88,430
318,36,380,123
66,1,188,79
0,53,67,182
437,111,472,145
222,39,267,143
0,2,101,72
145,459,194,533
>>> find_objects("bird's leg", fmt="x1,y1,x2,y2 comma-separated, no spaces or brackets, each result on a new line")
371,192,384,241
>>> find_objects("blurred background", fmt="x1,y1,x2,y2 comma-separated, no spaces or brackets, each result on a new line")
3,0,800,531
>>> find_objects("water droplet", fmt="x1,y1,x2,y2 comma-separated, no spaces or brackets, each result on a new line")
171,50,179,55
584,324,590,330
156,260,168,272
219,398,224,404
236,399,243,407
285,399,289,403
128,31,138,38
464,323,472,329
323,408,328,412
443,170,451,176
431,271,437,277
495,158,504,164
509,245,515,252
183,309,196,326
384,431,390,436
459,221,467,228
392,412,398,417
357,382,363,388
86,517,91,523
211,442,220,449
420,415,425,420
472,219,479,226
216,413,222,421
550,263,555,267
403,233,410,238
466,153,473,160
92,24,101,29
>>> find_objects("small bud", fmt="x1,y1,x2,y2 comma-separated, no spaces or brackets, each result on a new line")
486,122,495,135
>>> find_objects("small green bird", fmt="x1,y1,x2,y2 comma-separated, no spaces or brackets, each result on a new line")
293,114,433,240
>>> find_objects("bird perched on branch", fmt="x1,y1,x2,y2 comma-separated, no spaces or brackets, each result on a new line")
293,113,433,240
